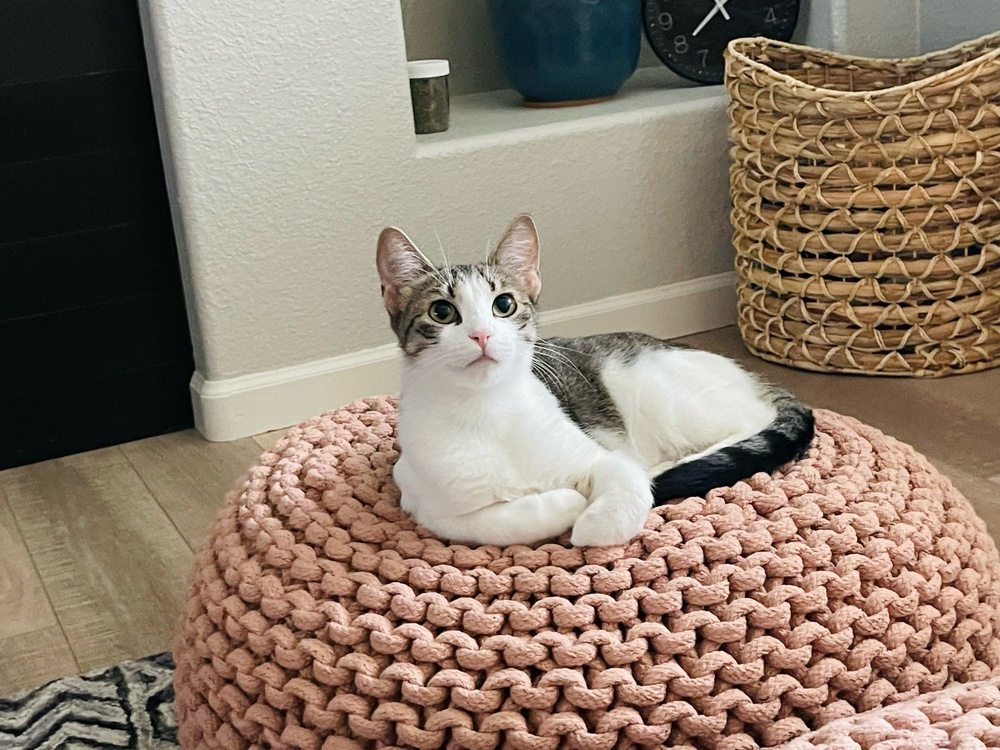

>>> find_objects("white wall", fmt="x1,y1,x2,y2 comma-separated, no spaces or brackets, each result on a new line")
809,0,996,59
832,0,920,57
139,0,959,439
798,0,919,57
400,0,506,96
140,0,744,439
920,0,1000,52
140,0,415,385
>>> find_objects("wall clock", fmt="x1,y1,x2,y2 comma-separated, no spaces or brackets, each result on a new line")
643,0,800,84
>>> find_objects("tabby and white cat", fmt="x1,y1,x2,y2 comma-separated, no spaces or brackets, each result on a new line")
376,215,814,548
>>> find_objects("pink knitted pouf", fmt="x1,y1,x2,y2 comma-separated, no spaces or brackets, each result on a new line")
173,397,1000,750
778,676,1000,749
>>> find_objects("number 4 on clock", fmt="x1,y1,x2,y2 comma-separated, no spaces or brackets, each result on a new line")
766,6,778,23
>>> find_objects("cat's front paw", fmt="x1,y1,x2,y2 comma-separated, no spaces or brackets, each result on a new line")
570,490,652,547
543,488,588,529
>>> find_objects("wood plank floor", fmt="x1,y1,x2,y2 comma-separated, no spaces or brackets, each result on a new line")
0,325,997,696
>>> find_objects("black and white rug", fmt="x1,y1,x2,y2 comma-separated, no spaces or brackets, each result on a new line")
0,653,178,749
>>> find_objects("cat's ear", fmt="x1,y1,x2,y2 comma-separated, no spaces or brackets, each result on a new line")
377,227,435,314
490,214,540,300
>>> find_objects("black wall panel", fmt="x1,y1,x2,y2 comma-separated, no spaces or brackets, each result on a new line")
0,362,196,470
1,145,173,243
0,0,195,469
1,0,147,85
0,69,160,163
1,219,181,321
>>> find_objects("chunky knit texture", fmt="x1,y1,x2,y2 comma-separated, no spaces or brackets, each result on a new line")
174,397,1000,750
779,676,1000,749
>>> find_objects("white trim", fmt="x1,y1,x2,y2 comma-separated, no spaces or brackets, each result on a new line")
191,272,737,441
538,272,736,338
191,344,401,443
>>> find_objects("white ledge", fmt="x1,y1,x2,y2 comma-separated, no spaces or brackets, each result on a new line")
415,67,728,158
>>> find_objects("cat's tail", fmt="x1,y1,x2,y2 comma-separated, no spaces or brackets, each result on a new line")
651,388,815,506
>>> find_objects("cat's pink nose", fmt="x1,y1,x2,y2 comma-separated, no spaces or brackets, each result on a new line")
470,330,491,352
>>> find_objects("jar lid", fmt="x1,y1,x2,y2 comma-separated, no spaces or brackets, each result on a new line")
407,59,450,79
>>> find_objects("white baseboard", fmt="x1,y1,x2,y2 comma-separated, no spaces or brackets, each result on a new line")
191,271,737,441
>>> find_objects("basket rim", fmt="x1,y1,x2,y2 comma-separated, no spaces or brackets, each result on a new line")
726,30,1000,99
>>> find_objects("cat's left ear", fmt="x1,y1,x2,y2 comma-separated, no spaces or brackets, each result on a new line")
377,227,436,315
490,214,541,300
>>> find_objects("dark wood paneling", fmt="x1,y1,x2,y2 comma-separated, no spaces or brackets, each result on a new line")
0,69,160,164
0,220,182,322
0,0,195,470
0,0,147,86
0,292,193,395
0,361,194,471
0,145,171,244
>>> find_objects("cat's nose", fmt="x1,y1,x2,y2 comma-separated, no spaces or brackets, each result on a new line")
469,330,491,352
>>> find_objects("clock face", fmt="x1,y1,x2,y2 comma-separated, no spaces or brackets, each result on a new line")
643,0,800,84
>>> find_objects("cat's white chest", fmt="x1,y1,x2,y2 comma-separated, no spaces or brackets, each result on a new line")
395,379,595,515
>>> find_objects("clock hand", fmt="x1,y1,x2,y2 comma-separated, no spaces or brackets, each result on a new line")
692,0,731,37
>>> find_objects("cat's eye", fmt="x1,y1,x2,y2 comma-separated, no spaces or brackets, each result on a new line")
428,300,458,324
492,293,516,318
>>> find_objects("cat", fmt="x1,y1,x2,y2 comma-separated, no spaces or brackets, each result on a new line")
376,214,814,548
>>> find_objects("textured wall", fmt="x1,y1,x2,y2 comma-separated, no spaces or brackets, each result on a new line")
812,0,996,59
400,0,506,95
142,0,945,396
799,0,920,57
140,0,733,384
139,0,940,435
833,0,920,57
140,0,413,381
920,0,1000,52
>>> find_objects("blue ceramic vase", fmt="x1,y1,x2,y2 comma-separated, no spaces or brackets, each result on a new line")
488,0,641,106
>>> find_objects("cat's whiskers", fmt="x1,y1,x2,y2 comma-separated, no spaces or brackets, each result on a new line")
530,358,561,384
433,228,453,280
534,341,589,383
532,354,578,391
530,364,561,393
535,339,584,366
410,348,459,374
530,353,569,397
536,340,585,355
414,248,451,290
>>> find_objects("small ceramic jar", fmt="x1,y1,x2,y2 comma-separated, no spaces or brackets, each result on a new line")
407,59,450,135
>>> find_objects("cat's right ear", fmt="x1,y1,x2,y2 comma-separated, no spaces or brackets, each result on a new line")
490,214,541,301
377,227,435,314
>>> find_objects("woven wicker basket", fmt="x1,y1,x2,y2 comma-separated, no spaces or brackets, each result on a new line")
725,33,1000,376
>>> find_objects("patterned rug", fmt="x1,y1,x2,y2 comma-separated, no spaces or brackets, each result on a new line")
0,653,177,749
